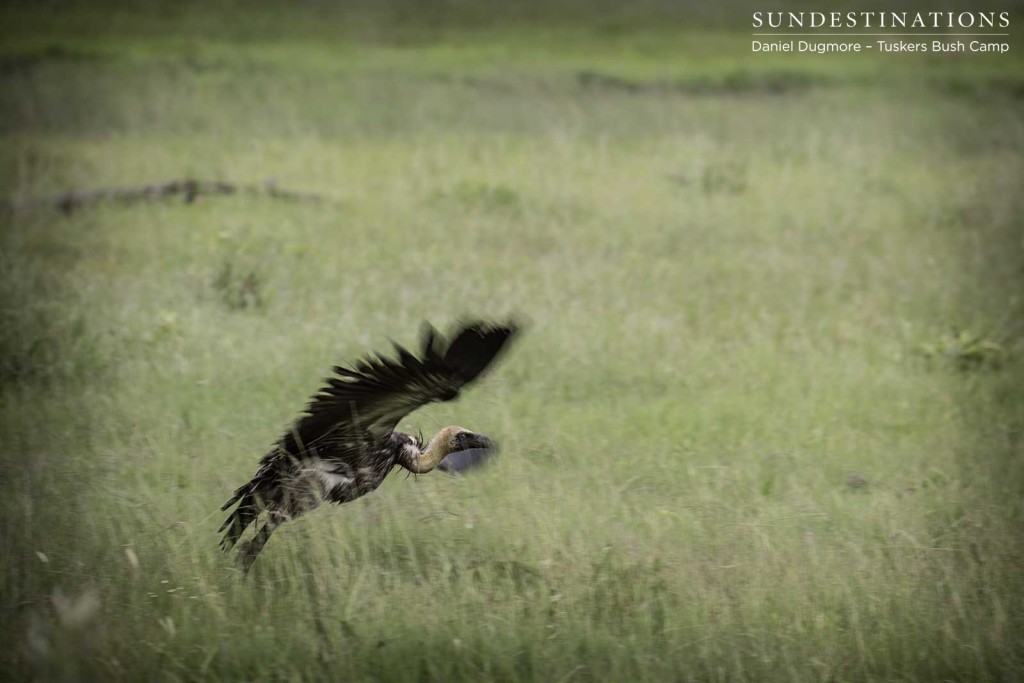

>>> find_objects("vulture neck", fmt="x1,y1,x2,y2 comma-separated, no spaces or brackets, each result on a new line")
406,425,461,474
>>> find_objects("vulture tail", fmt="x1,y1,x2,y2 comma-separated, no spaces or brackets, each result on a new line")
218,486,262,552
235,516,284,573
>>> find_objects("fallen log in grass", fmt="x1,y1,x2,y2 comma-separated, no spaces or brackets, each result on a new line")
6,179,338,214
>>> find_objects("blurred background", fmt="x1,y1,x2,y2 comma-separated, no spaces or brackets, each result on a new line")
1,1,1022,681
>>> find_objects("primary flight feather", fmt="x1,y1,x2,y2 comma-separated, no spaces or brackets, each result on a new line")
219,320,518,571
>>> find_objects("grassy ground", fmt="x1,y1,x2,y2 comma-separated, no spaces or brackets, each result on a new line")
2,4,1023,681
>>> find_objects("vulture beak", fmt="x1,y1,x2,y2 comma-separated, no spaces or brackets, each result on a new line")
455,431,496,452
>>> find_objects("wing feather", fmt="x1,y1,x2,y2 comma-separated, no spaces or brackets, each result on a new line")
277,320,518,456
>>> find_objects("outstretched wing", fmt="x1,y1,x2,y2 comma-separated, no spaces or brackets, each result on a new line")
279,320,518,456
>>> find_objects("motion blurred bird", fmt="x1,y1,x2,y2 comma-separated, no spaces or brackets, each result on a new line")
219,320,518,571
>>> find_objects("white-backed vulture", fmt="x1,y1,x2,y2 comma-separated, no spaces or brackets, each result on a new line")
219,320,518,571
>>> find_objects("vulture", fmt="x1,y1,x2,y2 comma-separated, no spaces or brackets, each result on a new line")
219,320,518,571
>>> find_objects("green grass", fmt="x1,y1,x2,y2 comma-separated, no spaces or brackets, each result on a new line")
2,4,1023,681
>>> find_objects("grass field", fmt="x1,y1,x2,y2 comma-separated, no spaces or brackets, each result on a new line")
2,3,1023,681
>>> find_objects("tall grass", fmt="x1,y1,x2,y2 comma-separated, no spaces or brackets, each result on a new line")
1,6,1023,681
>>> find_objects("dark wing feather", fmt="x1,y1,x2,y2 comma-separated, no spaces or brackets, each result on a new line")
279,320,518,455
443,322,519,384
